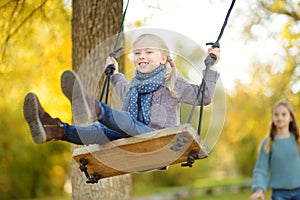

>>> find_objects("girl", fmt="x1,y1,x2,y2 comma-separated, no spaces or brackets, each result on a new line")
23,33,220,145
250,100,300,200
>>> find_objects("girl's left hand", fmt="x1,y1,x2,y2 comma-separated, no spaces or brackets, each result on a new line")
208,47,220,65
105,56,119,75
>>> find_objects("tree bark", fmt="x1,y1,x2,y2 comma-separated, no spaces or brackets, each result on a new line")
71,0,131,199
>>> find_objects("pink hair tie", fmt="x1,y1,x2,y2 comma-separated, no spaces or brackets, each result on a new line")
169,60,175,68
167,56,175,68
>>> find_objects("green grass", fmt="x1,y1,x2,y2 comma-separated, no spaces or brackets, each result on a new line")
133,176,272,200
185,189,271,200
21,196,70,200
187,191,250,200
187,189,272,200
133,189,271,200
21,190,271,200
21,176,272,200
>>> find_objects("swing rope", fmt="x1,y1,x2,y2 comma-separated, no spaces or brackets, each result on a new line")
99,0,130,103
110,0,130,58
187,0,236,136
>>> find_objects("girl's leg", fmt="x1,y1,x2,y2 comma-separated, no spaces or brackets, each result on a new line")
23,92,64,144
60,70,153,136
98,102,154,136
62,122,125,145
272,189,291,200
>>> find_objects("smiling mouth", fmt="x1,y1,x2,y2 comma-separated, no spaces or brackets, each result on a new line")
139,62,149,67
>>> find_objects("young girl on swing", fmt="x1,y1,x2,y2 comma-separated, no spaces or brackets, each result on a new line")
23,33,220,145
250,100,300,200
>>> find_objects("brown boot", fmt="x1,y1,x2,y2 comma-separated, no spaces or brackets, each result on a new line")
23,92,64,144
60,70,100,125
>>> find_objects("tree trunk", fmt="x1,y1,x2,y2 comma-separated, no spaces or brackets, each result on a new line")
71,0,131,199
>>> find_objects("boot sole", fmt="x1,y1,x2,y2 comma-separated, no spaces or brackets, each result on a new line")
61,70,75,102
61,70,92,124
23,93,46,144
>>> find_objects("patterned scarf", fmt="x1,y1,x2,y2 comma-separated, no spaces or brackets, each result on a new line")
122,65,166,125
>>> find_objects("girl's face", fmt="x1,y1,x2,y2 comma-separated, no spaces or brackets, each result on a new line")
272,105,292,130
133,39,167,73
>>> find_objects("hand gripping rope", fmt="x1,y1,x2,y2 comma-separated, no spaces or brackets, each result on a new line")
187,0,236,137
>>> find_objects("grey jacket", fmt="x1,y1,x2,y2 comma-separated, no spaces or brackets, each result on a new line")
111,69,220,130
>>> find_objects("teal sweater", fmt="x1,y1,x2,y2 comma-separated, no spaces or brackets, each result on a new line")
252,134,300,192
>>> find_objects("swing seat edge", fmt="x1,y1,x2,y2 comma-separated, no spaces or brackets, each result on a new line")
72,123,209,180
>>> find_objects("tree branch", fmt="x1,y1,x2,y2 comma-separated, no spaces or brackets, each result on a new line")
261,0,300,21
1,0,48,60
0,0,15,11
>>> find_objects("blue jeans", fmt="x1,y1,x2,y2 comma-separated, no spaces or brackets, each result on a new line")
272,188,300,200
61,102,154,145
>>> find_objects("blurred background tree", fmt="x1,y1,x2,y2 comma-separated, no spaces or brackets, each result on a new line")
0,0,132,199
0,0,72,199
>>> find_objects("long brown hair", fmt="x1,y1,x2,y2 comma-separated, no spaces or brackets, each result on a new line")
264,100,300,153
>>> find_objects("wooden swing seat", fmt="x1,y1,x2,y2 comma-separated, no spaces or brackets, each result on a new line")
72,123,209,181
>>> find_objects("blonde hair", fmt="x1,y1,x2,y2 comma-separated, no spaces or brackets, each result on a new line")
264,100,300,153
133,34,177,96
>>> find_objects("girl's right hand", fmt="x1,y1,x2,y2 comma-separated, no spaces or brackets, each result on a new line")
250,190,264,200
105,56,119,75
